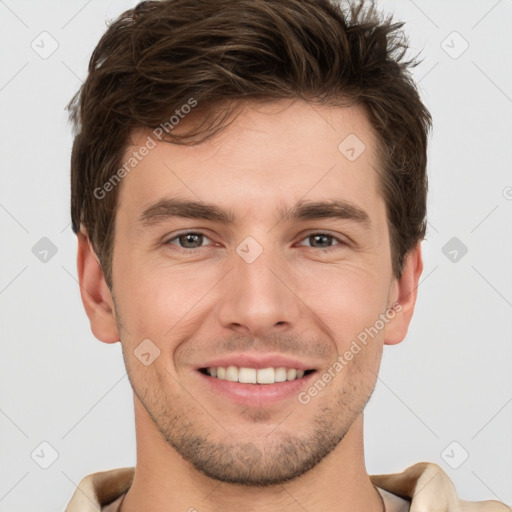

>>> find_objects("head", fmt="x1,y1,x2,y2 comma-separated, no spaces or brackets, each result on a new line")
71,0,430,486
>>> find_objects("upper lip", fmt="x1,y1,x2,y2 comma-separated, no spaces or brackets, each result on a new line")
197,353,317,371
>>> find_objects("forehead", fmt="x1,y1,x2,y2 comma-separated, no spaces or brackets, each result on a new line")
117,99,383,220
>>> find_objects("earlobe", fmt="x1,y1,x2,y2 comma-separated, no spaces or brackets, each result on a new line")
76,228,120,344
384,243,424,346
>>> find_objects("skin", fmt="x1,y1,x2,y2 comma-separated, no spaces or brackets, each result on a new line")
77,99,423,512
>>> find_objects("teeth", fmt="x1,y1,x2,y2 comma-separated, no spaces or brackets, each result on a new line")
274,367,287,382
286,368,297,380
257,367,276,384
225,365,238,382
205,366,309,384
239,367,257,384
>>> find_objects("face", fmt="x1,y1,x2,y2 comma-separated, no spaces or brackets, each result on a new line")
95,99,414,485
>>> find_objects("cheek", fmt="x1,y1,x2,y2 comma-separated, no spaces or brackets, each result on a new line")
294,262,390,345
112,254,221,345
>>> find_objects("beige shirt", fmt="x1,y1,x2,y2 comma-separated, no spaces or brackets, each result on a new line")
66,462,511,512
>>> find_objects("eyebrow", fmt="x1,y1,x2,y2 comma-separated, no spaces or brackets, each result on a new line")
137,197,370,227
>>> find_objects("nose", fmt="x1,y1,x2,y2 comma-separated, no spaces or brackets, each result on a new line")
216,243,302,338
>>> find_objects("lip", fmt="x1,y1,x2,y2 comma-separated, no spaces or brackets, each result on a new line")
196,368,317,406
196,353,316,371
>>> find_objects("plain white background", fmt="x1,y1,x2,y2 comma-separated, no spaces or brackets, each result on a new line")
0,0,511,510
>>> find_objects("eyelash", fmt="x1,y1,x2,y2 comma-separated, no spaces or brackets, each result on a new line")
164,231,347,252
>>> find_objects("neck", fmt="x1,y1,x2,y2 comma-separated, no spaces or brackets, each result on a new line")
121,400,382,512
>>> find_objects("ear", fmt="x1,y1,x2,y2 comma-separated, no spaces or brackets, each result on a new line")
384,243,423,346
76,228,120,344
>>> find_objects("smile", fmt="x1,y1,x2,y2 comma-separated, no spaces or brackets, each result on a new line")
199,366,316,384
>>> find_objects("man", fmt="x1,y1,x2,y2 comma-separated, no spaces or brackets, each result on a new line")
65,0,510,510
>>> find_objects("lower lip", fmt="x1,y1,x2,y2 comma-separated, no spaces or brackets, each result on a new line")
196,370,317,406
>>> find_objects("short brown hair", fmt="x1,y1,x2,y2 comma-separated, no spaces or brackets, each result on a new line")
68,0,432,288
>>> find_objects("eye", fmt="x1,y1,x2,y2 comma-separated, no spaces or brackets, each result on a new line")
165,232,213,249
297,233,344,250
164,231,346,251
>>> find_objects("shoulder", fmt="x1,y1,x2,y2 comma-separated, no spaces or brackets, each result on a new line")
370,462,511,512
65,467,134,511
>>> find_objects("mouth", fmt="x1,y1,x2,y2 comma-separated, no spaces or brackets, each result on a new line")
195,354,320,406
198,366,317,384
197,365,318,406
